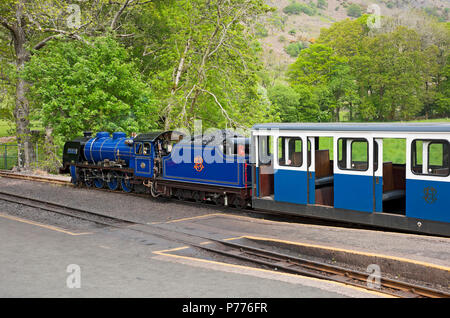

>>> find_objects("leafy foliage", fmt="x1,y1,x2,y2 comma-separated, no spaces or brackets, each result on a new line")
283,2,317,16
347,4,362,18
24,36,157,140
284,42,305,57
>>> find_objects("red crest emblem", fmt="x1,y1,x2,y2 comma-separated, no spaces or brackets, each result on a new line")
194,156,204,172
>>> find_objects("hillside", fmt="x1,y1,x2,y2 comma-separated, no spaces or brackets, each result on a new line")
259,0,449,69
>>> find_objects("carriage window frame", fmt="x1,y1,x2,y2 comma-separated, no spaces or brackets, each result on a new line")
258,135,273,165
337,138,369,172
411,139,450,177
277,136,303,167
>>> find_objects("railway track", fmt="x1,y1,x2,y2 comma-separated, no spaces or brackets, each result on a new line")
0,185,448,298
0,190,133,227
0,170,72,186
196,239,450,298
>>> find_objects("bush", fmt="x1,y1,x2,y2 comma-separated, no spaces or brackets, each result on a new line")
317,0,328,9
283,2,317,16
288,29,296,35
285,42,305,57
255,25,269,38
347,4,362,17
283,2,303,14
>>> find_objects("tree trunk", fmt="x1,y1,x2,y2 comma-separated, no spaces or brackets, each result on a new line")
12,7,33,170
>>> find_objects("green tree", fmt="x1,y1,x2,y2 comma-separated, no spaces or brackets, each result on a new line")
285,42,304,57
347,4,362,18
24,36,157,141
288,44,345,86
140,0,272,130
317,16,369,57
354,27,437,120
268,83,325,122
0,0,154,169
317,0,327,9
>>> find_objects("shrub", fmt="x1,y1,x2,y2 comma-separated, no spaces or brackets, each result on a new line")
285,42,305,57
283,2,317,16
347,4,362,17
317,0,328,9
255,25,269,38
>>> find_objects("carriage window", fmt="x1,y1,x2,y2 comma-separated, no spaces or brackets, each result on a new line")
278,137,302,167
411,140,449,176
258,136,273,165
135,142,143,155
337,138,368,171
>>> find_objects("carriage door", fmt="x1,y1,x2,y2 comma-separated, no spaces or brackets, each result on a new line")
307,137,315,204
134,142,153,178
273,135,308,205
334,136,374,212
373,139,383,212
406,138,450,223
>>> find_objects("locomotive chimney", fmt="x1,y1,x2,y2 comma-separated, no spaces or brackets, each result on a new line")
83,131,92,138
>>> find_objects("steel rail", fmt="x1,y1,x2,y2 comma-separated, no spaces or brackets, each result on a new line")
0,190,133,227
0,170,71,186
1,171,449,298
0,188,448,298
196,239,450,298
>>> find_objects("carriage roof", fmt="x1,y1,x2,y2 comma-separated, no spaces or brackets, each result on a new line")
252,122,450,133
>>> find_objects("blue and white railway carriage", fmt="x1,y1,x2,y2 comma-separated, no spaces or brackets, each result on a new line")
251,123,450,236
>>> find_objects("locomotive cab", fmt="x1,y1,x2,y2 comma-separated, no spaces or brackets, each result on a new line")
132,131,185,178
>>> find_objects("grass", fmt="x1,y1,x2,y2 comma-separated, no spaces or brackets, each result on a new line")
0,120,14,138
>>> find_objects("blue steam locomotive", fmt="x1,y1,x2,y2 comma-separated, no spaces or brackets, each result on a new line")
61,130,252,208
61,123,450,236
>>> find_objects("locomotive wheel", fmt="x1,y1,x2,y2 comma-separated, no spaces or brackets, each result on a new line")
94,178,104,189
212,195,225,206
84,179,93,188
192,191,202,203
175,189,184,201
107,172,119,191
121,174,133,193
231,196,247,209
83,171,93,188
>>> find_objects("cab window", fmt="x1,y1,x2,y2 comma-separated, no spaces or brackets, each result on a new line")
143,142,151,155
135,142,143,155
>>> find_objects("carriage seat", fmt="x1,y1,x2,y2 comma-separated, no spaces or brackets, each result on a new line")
382,189,405,202
315,175,334,187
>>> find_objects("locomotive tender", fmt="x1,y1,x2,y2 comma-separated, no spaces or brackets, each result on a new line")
61,123,450,236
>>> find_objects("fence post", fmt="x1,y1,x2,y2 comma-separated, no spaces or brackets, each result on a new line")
4,144,7,170
36,143,38,169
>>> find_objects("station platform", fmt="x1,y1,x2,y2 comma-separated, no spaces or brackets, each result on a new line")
1,175,449,291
